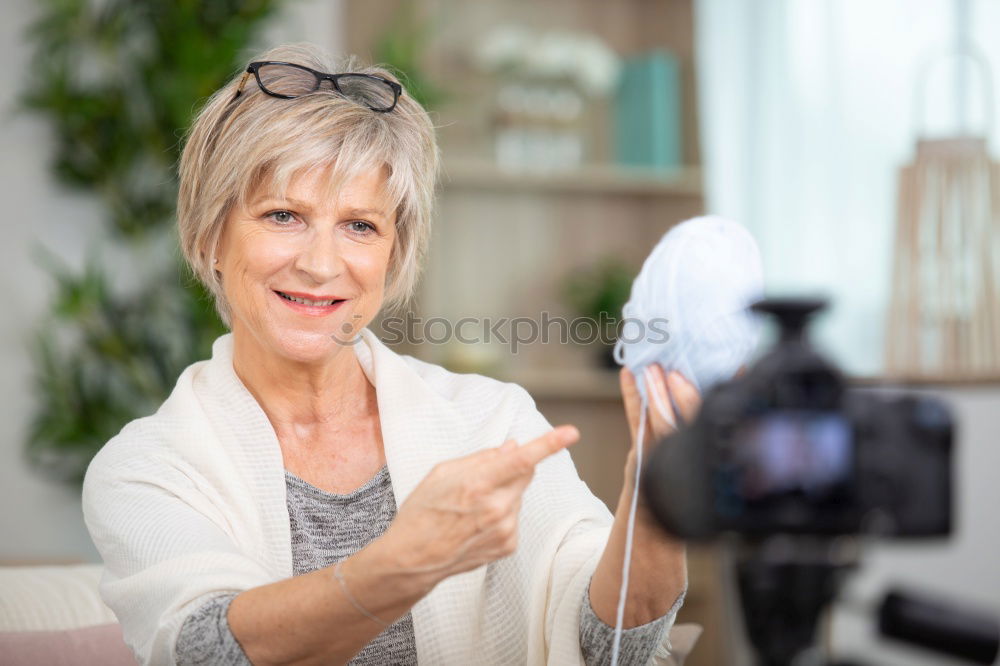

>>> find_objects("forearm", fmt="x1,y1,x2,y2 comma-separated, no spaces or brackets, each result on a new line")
579,578,680,666
588,483,687,628
227,537,436,666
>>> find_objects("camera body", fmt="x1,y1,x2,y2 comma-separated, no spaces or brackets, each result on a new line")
643,298,954,541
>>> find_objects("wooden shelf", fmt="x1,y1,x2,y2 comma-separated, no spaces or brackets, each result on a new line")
498,368,1000,400
850,373,1000,387
493,366,624,401
441,159,703,198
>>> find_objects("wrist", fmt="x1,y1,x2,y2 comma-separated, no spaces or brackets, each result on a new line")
616,483,684,551
365,529,443,598
339,540,436,624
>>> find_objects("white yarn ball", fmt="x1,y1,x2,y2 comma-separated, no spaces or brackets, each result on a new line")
613,215,765,399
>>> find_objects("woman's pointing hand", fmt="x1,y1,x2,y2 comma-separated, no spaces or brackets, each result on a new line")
380,425,581,588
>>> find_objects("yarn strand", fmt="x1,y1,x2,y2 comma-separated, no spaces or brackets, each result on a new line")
610,395,647,665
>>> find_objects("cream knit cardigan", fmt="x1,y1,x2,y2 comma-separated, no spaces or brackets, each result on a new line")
82,329,691,665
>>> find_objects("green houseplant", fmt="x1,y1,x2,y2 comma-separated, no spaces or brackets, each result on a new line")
561,256,636,368
17,0,285,485
373,2,447,111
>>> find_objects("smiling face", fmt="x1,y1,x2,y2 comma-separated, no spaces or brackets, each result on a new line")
215,163,396,364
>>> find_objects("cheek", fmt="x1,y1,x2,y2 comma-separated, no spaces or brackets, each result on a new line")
239,232,297,277
348,241,395,288
225,232,297,308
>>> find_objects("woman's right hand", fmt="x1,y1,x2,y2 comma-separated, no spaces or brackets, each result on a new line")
379,425,580,588
228,426,580,666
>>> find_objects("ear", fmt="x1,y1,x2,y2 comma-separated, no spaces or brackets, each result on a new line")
207,232,226,276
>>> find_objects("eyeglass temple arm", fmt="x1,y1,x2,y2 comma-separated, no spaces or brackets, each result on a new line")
232,71,251,101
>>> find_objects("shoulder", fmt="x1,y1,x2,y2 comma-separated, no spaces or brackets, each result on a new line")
83,359,210,490
396,351,536,411
390,351,554,449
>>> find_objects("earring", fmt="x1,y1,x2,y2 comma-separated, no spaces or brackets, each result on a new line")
213,256,219,264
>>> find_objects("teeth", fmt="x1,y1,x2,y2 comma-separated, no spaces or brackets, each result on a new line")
278,291,341,306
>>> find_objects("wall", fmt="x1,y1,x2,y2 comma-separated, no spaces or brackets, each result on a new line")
0,0,107,563
0,0,343,563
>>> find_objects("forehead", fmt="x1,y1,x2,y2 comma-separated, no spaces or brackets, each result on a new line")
252,162,393,211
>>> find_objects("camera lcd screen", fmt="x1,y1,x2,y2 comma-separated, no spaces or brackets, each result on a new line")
717,410,856,533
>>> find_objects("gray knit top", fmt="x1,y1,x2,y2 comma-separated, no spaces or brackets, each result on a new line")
175,466,682,665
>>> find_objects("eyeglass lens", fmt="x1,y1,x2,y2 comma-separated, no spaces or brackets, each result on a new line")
256,63,320,97
334,74,397,112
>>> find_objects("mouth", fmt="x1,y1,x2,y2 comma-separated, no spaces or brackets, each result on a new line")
273,289,348,315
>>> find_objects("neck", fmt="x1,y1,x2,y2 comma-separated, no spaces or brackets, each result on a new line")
230,326,373,431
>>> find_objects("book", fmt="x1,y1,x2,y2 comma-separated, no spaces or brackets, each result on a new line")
614,50,682,169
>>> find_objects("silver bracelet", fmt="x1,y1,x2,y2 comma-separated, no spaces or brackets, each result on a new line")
333,560,389,627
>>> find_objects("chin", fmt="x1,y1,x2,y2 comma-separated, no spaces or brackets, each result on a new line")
261,302,362,362
233,293,373,364
267,326,353,364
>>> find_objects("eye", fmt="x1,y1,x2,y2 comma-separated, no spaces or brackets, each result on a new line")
348,220,376,235
264,210,298,226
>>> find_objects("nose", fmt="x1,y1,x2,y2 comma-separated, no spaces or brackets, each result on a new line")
293,225,346,284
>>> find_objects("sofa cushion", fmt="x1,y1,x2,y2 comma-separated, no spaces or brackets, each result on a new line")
0,564,116,631
0,623,137,665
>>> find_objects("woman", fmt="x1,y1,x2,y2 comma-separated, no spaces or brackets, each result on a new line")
81,42,700,666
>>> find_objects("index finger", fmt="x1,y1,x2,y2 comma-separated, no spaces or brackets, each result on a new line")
479,425,580,486
513,425,580,468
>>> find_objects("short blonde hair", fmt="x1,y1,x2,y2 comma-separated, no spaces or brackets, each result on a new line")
177,42,439,326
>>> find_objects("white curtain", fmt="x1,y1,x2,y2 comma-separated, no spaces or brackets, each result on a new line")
694,0,1000,375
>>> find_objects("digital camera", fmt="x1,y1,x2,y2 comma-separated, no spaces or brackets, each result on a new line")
643,298,953,541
